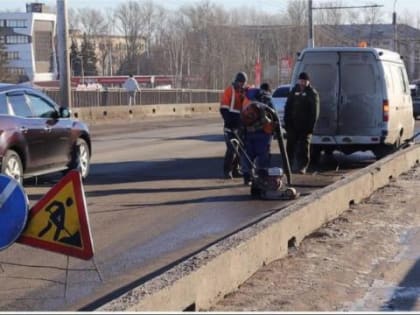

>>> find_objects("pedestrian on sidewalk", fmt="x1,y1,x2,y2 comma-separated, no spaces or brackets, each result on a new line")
123,74,140,106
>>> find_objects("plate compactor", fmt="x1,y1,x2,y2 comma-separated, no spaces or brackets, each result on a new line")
231,138,299,200
230,105,299,200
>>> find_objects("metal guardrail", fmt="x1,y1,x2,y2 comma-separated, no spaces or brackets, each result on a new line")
43,88,222,107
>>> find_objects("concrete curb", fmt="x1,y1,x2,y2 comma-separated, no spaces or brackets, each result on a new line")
97,145,420,312
72,103,219,124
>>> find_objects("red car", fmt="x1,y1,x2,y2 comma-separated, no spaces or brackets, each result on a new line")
0,84,91,184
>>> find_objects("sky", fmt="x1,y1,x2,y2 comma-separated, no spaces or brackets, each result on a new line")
1,0,420,19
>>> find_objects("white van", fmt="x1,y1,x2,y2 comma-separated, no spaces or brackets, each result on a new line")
290,47,415,159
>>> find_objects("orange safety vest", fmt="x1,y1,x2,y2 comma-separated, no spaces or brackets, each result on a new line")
220,85,246,113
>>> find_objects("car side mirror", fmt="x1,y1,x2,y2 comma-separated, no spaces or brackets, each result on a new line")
59,107,71,118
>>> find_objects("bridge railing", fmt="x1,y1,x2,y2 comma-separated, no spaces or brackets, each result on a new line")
42,88,222,107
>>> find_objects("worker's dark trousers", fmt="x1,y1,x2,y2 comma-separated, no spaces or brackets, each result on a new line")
286,129,312,171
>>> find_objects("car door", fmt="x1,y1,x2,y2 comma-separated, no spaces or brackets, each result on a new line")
26,93,73,168
7,91,49,172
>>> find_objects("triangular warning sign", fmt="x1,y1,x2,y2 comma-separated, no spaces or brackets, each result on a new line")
17,170,94,260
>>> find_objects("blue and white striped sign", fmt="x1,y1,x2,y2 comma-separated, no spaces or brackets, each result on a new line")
0,175,28,250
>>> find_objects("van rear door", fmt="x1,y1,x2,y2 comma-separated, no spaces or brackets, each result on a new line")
338,52,382,135
297,52,339,136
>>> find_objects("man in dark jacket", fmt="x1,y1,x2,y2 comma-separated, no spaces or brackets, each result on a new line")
284,72,320,174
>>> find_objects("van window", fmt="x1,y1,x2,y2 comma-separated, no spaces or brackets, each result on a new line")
302,63,338,103
383,63,394,94
303,64,336,91
390,65,406,95
399,67,409,94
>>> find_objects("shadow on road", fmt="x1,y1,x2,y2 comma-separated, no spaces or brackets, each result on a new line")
90,194,252,214
381,259,420,311
24,150,378,189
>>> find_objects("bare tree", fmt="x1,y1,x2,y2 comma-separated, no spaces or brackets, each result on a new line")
68,7,80,32
114,0,164,74
283,0,308,60
314,0,345,25
397,9,420,29
78,8,107,36
179,1,227,87
363,5,385,24
285,0,307,26
99,9,118,76
345,4,384,24
114,1,144,74
162,13,187,87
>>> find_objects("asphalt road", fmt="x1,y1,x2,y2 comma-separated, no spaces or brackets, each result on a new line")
0,115,395,311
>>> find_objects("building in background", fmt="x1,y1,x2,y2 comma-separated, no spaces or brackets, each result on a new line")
69,29,137,76
0,2,57,82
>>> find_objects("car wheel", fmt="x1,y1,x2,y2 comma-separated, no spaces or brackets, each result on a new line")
1,150,23,185
68,138,90,179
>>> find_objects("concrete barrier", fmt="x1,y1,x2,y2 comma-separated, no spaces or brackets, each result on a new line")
71,103,219,124
97,144,420,312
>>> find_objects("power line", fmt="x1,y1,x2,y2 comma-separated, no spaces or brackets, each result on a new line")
313,4,384,10
308,1,384,47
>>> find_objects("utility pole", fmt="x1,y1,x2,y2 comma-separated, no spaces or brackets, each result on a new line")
308,0,314,48
308,2,383,48
393,0,398,52
57,0,72,108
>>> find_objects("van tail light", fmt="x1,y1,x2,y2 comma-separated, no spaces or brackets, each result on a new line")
383,100,389,122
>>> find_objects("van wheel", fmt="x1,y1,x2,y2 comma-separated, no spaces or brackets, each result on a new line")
394,135,402,150
325,148,334,156
373,144,395,159
310,145,322,165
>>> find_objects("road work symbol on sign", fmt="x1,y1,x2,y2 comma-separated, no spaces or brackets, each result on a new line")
37,198,82,247
18,170,94,260
0,175,28,250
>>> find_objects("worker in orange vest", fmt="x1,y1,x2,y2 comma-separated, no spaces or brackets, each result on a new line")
220,72,248,179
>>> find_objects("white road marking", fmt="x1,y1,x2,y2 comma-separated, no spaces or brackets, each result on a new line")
0,180,18,208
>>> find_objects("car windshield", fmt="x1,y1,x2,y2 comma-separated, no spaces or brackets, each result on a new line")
273,86,290,98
